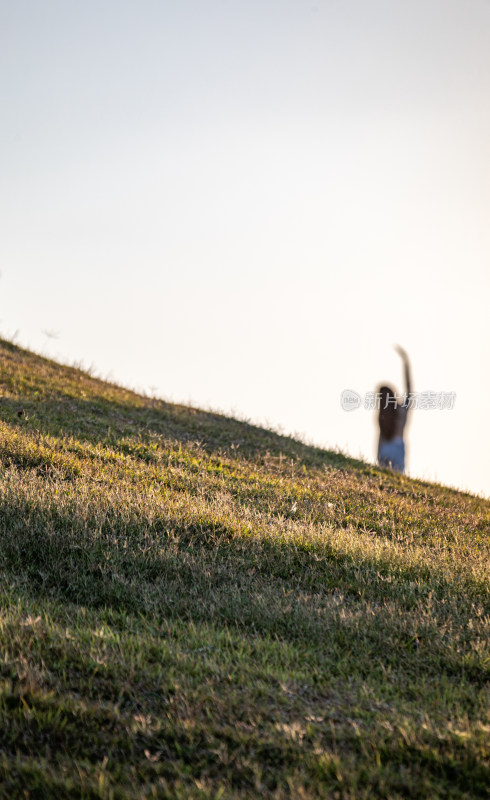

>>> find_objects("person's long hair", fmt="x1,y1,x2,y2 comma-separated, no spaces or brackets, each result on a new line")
379,386,397,440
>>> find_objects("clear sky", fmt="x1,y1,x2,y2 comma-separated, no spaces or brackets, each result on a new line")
1,0,489,497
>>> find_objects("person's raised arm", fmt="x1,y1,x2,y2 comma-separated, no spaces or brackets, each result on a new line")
394,345,412,399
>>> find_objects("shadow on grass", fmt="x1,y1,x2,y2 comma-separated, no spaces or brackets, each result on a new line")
0,488,486,689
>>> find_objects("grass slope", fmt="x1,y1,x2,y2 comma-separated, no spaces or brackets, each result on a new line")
0,338,488,799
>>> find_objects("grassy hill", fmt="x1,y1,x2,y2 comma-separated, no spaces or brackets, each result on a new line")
0,338,488,799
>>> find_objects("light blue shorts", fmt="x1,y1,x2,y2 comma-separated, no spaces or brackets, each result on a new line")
378,438,405,473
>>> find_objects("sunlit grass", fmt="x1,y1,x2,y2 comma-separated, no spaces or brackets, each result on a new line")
0,338,488,798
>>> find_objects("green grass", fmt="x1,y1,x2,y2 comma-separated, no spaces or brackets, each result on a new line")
0,337,488,799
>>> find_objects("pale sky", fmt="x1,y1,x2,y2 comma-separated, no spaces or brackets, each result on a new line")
1,0,489,497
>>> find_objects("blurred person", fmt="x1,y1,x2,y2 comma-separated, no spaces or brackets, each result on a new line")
377,345,412,473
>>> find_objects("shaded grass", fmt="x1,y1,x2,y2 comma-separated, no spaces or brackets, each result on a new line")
0,338,488,798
